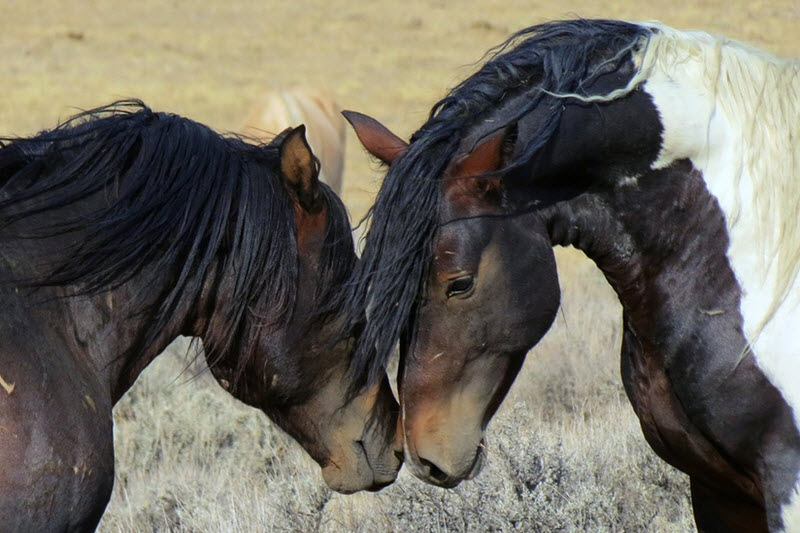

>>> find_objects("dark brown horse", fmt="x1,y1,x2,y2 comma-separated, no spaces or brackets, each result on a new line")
0,101,400,532
342,20,800,533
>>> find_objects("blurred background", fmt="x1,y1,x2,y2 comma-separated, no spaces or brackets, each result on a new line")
1,1,797,531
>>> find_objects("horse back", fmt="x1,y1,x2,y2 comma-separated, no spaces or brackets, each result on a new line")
239,87,346,193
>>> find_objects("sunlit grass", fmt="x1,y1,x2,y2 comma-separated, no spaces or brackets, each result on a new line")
98,250,694,532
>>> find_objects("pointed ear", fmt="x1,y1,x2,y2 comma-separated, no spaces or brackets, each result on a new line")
445,124,517,206
342,110,408,165
279,125,322,212
452,123,517,178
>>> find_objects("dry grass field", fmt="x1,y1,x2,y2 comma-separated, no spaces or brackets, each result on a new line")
1,1,799,531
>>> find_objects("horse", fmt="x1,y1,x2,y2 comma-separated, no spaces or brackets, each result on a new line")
341,19,800,533
0,101,400,532
239,87,347,194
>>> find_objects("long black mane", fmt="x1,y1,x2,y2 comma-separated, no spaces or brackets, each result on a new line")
0,100,354,374
344,19,654,385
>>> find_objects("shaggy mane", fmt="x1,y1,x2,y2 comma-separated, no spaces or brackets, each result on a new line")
346,18,800,386
0,100,355,379
343,19,654,387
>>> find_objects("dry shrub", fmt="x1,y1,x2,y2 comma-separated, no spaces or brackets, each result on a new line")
99,249,694,532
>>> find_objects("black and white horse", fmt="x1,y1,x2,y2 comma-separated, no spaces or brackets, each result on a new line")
342,20,800,532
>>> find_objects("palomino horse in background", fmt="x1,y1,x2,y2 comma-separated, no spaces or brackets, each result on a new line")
0,101,400,532
240,87,347,194
343,20,800,533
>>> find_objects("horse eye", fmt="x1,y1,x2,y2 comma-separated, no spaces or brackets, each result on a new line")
446,275,475,298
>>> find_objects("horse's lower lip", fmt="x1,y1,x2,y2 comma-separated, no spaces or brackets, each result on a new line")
432,476,462,489
465,445,486,480
356,439,400,490
366,478,394,492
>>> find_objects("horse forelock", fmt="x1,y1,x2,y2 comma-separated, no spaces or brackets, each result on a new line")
346,19,654,389
343,137,451,391
0,100,349,376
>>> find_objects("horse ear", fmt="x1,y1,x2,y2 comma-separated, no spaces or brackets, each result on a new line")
454,124,517,178
446,124,517,205
279,125,322,212
342,110,408,165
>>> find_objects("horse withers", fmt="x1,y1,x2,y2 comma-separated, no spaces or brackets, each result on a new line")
0,101,400,532
344,20,800,533
240,87,346,194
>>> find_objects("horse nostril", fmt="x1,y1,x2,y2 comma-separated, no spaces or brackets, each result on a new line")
418,457,450,484
394,449,405,463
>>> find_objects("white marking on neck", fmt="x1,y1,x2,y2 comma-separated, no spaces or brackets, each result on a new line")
617,174,640,187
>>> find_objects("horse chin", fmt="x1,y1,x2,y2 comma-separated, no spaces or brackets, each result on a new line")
321,461,369,494
464,439,487,480
320,438,401,494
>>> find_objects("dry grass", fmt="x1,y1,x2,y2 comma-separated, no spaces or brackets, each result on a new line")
98,250,695,532
3,1,798,531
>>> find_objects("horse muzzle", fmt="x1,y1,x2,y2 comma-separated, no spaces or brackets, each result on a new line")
404,436,487,488
321,434,402,493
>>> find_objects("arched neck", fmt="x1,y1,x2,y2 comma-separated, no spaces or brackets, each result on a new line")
538,159,743,352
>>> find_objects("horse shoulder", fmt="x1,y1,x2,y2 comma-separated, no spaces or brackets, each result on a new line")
239,88,346,193
0,288,114,531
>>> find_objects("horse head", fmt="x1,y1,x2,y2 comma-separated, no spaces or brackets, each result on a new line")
193,125,402,493
347,112,559,486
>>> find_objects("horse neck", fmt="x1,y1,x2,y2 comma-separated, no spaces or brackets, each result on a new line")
194,266,332,412
536,36,800,353
62,275,198,403
539,158,744,363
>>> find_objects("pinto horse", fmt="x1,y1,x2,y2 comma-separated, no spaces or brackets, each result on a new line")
343,20,800,533
0,101,400,532
240,87,347,194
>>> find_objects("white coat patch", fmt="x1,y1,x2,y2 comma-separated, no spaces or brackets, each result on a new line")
640,25,800,531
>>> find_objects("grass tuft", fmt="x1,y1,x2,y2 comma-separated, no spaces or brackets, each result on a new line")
99,248,694,532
